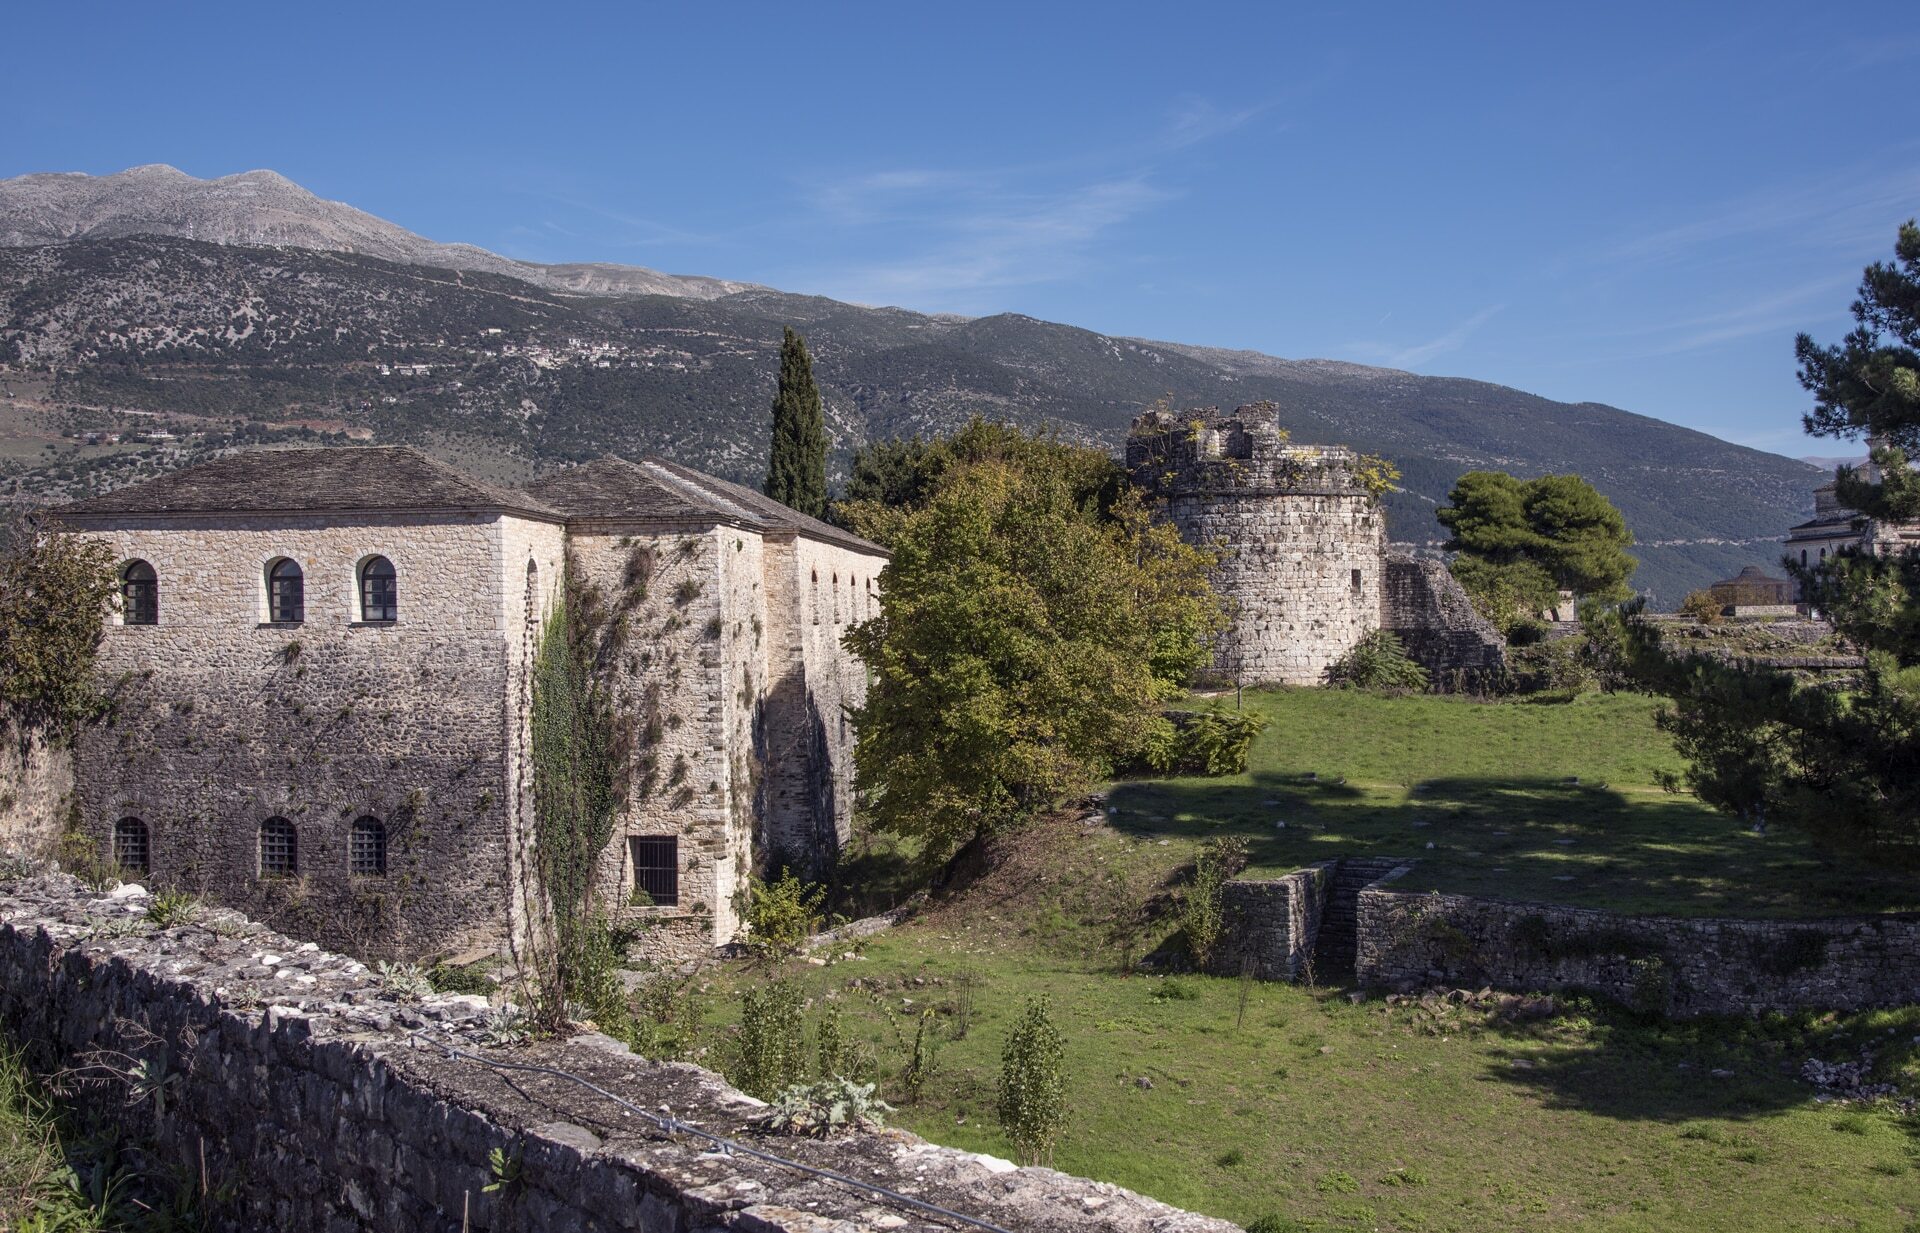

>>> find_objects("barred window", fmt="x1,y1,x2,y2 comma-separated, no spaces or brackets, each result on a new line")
259,816,297,877
360,556,397,623
113,817,150,875
121,561,158,626
629,836,678,907
267,559,304,624
349,816,387,875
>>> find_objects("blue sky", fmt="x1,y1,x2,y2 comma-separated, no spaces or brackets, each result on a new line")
6,1,1918,458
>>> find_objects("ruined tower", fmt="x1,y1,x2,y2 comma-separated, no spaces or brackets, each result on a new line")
1128,406,1387,685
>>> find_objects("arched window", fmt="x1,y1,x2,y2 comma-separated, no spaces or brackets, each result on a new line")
360,556,397,623
267,559,304,624
113,817,150,874
121,561,158,626
349,816,387,875
1801,549,1808,566
259,816,297,876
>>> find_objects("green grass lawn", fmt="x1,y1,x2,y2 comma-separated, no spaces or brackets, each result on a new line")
686,688,1920,1231
1107,688,1920,917
704,925,1920,1231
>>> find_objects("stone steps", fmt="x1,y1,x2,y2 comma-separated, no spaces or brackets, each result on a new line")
1312,857,1408,979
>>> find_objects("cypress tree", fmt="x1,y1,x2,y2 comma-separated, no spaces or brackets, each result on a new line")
763,327,828,517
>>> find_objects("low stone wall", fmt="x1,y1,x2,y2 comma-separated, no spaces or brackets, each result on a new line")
1210,863,1333,980
0,871,1235,1233
1355,873,1920,1016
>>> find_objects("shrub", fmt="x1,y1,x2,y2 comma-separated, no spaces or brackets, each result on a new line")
761,1078,894,1137
997,997,1068,1166
735,980,806,1100
631,967,706,1062
1177,836,1250,970
738,871,826,959
1324,630,1430,695
815,1004,845,1078
1140,707,1269,776
1678,589,1726,624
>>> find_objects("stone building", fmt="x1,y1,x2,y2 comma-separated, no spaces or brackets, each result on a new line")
1785,454,1920,578
52,447,884,961
1127,406,1503,685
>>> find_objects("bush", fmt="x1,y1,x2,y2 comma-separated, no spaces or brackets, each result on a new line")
735,979,806,1100
900,1008,940,1103
738,871,825,959
631,967,705,1061
1140,708,1269,776
1177,836,1250,970
1678,589,1726,624
997,997,1068,1167
1324,631,1430,695
1507,637,1598,696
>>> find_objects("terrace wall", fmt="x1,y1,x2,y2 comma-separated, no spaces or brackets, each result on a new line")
1210,862,1334,981
1354,870,1920,1016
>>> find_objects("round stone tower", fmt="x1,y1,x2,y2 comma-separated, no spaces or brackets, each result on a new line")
1127,405,1386,685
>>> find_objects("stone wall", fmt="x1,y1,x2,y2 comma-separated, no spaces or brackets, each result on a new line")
762,534,878,873
60,513,564,961
1354,872,1920,1016
1209,862,1333,981
1379,554,1505,684
1128,409,1385,686
569,525,751,958
0,731,72,858
0,871,1233,1233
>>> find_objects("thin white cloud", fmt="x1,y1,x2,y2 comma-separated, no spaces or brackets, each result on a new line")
1381,304,1504,369
1607,162,1920,268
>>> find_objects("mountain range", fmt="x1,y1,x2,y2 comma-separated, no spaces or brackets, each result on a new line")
0,165,1827,605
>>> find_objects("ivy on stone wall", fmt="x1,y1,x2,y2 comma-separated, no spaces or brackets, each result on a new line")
530,574,618,925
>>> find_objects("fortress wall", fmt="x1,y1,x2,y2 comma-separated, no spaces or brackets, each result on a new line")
1130,415,1385,685
1354,873,1920,1016
567,525,746,957
761,535,881,874
0,732,71,858
1379,554,1506,683
0,872,1234,1233
64,512,537,960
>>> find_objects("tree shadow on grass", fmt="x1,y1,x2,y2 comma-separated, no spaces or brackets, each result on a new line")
1104,772,1913,918
1453,994,1920,1124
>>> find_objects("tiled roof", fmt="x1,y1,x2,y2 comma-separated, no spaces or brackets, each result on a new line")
526,457,887,556
54,447,562,521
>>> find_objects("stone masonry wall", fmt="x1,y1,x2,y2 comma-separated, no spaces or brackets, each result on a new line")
1128,410,1385,686
1378,555,1505,684
0,871,1234,1233
569,526,747,959
62,513,562,962
1209,863,1333,981
1355,872,1920,1016
761,535,881,874
0,732,72,858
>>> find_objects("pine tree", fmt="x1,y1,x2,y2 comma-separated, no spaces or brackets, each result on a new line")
763,327,828,517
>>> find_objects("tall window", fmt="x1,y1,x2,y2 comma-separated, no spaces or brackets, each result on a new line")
349,816,387,875
259,816,297,876
121,561,158,626
360,556,397,623
268,559,304,624
629,836,679,907
113,817,150,874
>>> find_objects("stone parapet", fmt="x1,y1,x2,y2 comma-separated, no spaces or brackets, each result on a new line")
0,870,1236,1233
1211,863,1334,981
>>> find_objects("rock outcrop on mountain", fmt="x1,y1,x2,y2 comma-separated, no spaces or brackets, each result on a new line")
0,165,754,300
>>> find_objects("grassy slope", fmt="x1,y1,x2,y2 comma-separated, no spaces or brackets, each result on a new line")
1109,689,1919,917
698,691,1920,1230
